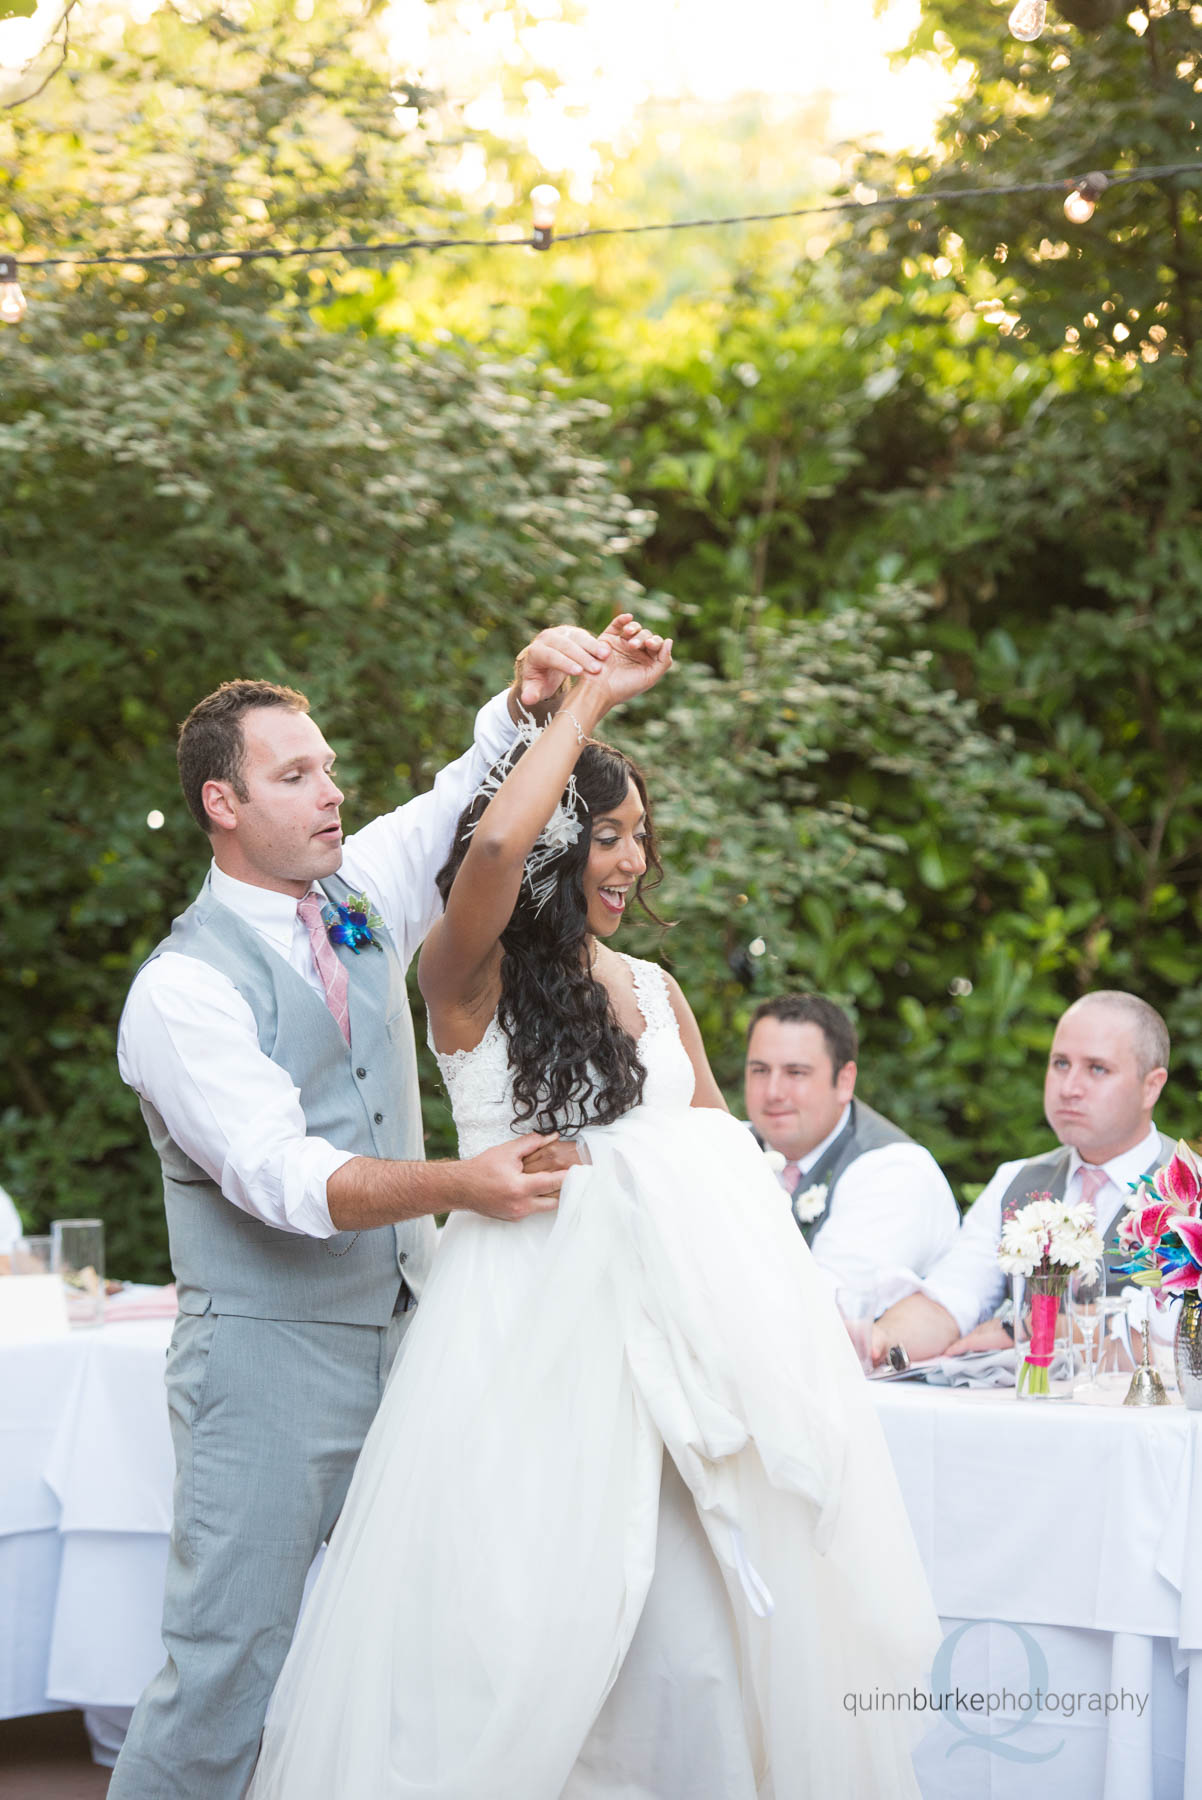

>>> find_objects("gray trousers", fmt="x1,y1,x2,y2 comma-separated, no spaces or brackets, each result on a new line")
108,1306,411,1800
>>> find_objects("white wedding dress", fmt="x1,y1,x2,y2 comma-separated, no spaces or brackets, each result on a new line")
248,957,940,1799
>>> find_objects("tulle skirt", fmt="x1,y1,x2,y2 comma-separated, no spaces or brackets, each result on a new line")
247,1105,940,1799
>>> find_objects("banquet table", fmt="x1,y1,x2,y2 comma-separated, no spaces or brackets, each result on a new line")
3,1320,1202,1795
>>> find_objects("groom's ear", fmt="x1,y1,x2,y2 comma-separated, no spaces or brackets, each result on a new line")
202,779,239,834
835,1059,858,1105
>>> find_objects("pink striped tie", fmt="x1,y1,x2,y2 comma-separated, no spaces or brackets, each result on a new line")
780,1161,801,1196
297,891,351,1046
1077,1164,1109,1219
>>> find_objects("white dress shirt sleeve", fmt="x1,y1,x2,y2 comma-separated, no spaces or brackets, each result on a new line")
338,691,516,968
809,1143,961,1309
914,1158,1030,1336
118,954,354,1238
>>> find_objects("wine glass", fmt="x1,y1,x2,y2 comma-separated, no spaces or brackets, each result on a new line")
1070,1263,1106,1387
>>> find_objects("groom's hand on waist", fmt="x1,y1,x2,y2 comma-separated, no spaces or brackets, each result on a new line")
458,1132,569,1221
521,1138,586,1176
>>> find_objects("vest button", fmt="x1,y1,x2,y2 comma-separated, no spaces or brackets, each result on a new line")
356,1067,367,1079
398,1251,409,1266
374,1111,384,1124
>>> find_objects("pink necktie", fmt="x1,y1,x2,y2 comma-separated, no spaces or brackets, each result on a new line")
1077,1164,1109,1219
780,1161,801,1196
297,891,351,1046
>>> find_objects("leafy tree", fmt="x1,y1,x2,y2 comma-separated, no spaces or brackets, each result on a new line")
0,279,653,1276
423,2,1202,1185
0,0,653,1274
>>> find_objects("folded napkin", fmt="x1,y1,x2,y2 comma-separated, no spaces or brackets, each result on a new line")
923,1348,1016,1388
924,1345,1081,1389
104,1282,179,1320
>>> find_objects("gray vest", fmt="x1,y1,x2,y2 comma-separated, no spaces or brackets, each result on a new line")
781,1099,914,1245
998,1133,1176,1297
138,870,436,1326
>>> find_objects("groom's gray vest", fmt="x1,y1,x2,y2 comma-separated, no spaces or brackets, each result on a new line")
997,1133,1176,1297
138,871,436,1326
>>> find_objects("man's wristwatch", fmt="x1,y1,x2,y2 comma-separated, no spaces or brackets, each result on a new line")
886,1343,911,1373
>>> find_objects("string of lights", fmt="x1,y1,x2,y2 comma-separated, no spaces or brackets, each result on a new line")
0,159,1198,324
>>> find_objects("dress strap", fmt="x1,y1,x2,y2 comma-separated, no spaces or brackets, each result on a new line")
621,955,675,1038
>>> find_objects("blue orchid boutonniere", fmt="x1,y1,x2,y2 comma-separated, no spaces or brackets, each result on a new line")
321,891,385,954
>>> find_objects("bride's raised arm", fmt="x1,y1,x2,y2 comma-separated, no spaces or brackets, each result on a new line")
418,628,672,1027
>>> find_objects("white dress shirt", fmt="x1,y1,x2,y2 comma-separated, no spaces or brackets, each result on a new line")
118,693,514,1240
918,1122,1164,1336
794,1105,962,1306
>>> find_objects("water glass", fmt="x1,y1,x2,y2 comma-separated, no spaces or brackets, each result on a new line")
51,1218,105,1328
10,1234,52,1276
835,1287,878,1375
1070,1265,1107,1386
1095,1299,1138,1391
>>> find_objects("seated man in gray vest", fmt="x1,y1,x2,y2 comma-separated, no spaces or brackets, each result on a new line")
109,618,669,1800
745,994,958,1304
870,990,1173,1367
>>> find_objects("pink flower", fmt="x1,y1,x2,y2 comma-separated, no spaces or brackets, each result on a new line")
1168,1213,1202,1268
1153,1144,1202,1212
1130,1201,1175,1247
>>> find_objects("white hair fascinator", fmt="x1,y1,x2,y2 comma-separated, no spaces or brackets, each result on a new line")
464,710,588,915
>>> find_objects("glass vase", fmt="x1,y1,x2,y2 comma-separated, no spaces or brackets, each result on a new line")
1174,1290,1202,1411
1012,1270,1073,1399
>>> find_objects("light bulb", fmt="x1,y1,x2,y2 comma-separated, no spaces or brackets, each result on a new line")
1063,172,1108,225
1008,0,1047,41
530,183,560,251
0,255,26,325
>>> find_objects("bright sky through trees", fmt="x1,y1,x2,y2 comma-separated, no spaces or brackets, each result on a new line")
385,0,961,196
1,2,959,196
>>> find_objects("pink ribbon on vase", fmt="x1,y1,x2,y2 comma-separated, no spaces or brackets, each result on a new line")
1026,1290,1060,1368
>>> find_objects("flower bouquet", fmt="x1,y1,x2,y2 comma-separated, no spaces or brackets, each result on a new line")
1112,1142,1202,1295
997,1194,1104,1397
1112,1142,1202,1407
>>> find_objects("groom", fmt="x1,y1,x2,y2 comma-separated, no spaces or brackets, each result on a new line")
109,621,656,1799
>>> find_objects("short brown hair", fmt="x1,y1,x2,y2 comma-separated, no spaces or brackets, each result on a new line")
177,679,310,834
747,993,858,1079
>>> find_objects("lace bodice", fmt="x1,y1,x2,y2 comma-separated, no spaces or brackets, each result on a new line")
429,955,696,1158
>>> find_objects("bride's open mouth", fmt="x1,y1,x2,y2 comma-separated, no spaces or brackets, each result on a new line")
598,885,629,915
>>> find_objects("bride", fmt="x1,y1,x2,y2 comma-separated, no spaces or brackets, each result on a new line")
248,630,941,1799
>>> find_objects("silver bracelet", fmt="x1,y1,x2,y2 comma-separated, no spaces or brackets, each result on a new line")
562,707,586,746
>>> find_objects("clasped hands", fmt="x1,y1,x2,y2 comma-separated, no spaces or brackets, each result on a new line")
513,614,672,716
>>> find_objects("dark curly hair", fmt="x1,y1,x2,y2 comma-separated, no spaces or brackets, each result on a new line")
435,737,665,1134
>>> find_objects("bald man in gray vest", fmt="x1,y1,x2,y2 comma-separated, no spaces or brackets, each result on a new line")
109,621,662,1799
871,990,1173,1368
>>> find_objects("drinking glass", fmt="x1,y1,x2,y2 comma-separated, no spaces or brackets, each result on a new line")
1096,1299,1137,1390
11,1234,52,1276
51,1218,105,1328
1070,1264,1106,1386
835,1287,878,1375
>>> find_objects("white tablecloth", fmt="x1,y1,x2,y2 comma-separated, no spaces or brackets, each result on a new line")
0,1320,173,1737
4,1323,1202,1794
869,1382,1202,1797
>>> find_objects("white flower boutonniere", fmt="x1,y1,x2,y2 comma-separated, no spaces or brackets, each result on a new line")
793,1182,829,1225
